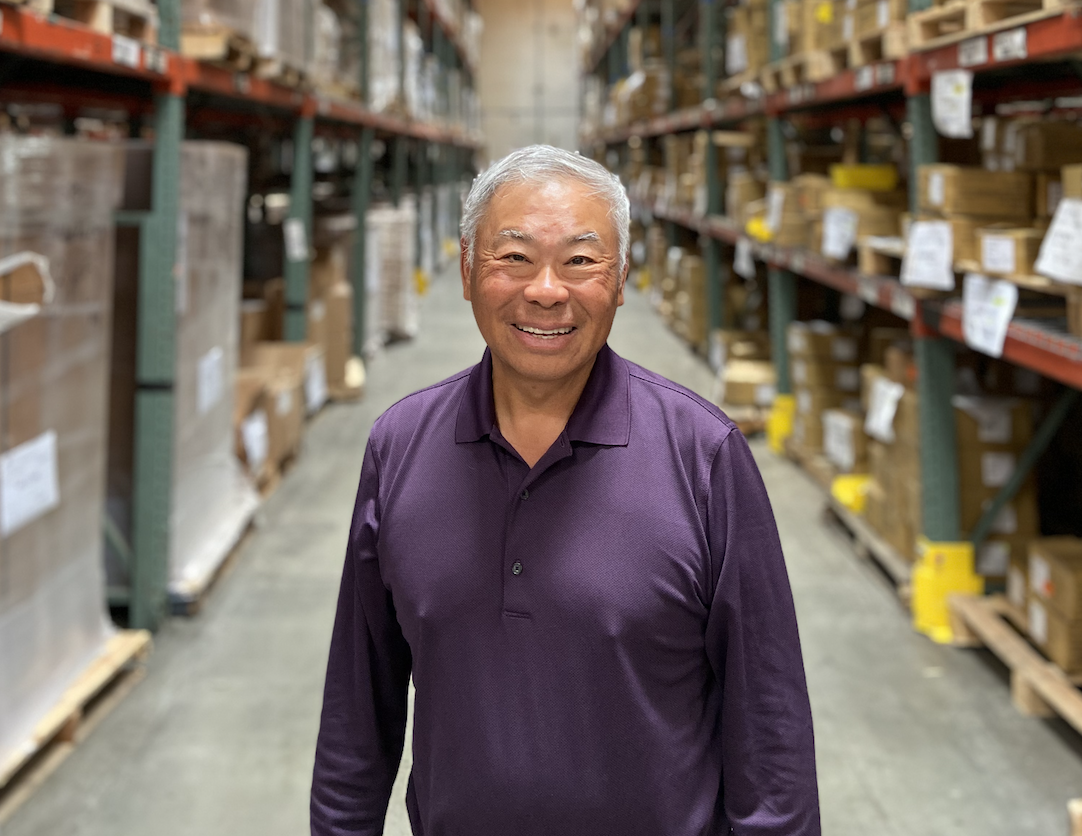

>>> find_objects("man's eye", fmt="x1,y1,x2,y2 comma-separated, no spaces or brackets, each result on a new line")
504,253,528,262
569,256,593,266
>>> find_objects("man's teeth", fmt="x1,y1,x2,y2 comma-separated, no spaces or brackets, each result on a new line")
516,325,573,337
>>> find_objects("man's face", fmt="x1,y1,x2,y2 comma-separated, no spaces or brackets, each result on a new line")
462,177,627,389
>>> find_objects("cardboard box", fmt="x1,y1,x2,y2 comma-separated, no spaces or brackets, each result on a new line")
1027,595,1082,674
245,340,328,417
954,396,1032,450
787,320,860,362
1064,164,1082,200
917,213,1005,263
975,535,1030,579
960,477,1040,537
792,411,824,451
1013,121,1082,172
978,226,1044,277
712,329,772,367
1008,549,1028,613
791,357,861,392
1028,537,1082,619
233,369,272,484
796,385,842,417
720,360,777,406
823,408,868,473
918,166,1033,220
1036,172,1063,218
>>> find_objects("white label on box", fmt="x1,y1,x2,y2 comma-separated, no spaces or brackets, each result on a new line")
1002,121,1020,154
979,410,1012,444
931,70,974,139
310,299,326,323
981,117,998,151
726,34,749,75
1047,181,1063,216
865,378,905,443
962,273,1018,358
835,366,860,392
877,0,889,27
766,187,786,234
798,389,812,414
1035,198,1082,285
144,45,167,74
891,291,916,321
112,34,141,68
855,66,874,92
175,213,189,315
832,337,858,363
241,409,269,473
774,4,789,49
875,63,895,86
977,541,1010,577
981,451,1015,488
197,346,225,415
993,27,1027,63
1007,565,1025,609
792,358,808,385
755,384,776,406
822,207,859,259
1028,598,1048,646
990,501,1018,535
277,389,293,416
958,36,988,68
928,171,945,207
1030,554,1051,597
901,221,955,290
843,13,854,40
735,237,756,280
0,430,60,537
305,353,328,414
981,234,1016,275
788,329,808,355
284,218,309,263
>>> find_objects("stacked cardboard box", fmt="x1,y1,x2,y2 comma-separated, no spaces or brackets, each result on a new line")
673,253,708,351
0,137,123,778
787,321,861,456
1024,537,1082,673
367,198,419,344
724,0,769,80
916,165,1034,266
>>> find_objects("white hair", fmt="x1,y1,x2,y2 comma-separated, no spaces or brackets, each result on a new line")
461,145,630,277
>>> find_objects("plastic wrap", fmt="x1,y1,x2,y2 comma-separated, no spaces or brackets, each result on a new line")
309,0,342,88
108,142,258,601
368,0,402,114
181,0,258,41
367,197,418,343
254,0,309,70
0,137,122,776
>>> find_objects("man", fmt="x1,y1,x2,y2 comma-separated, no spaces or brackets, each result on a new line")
312,145,820,835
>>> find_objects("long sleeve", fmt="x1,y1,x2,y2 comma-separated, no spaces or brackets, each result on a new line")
704,429,821,835
311,437,413,836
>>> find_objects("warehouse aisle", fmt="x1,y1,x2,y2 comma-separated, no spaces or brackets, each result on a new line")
6,268,1082,836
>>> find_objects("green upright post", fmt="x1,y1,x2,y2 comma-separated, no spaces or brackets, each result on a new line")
129,93,183,631
703,0,725,343
663,0,676,109
285,115,314,341
350,127,375,357
766,117,797,393
392,135,408,208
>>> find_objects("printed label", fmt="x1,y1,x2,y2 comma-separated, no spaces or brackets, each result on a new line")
0,430,60,536
241,410,269,473
197,346,225,416
962,273,1018,358
981,235,1016,275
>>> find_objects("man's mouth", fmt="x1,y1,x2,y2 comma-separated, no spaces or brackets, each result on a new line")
513,324,575,339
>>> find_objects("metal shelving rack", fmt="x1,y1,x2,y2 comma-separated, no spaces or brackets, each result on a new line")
0,0,482,631
580,0,1082,613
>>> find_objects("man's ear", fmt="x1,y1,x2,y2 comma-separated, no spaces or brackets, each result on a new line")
460,241,471,301
617,261,629,306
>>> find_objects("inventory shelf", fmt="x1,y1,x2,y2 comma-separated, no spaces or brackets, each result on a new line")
639,200,1082,391
0,3,481,149
582,0,644,75
418,0,477,77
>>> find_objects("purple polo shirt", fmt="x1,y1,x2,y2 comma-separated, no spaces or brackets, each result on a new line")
312,345,820,835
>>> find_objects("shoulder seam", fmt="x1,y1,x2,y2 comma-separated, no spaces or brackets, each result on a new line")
628,369,735,428
378,367,473,415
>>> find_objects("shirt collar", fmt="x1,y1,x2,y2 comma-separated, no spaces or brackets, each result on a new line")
455,344,631,447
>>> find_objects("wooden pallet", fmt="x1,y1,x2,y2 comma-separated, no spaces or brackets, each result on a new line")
805,46,850,82
42,0,157,40
848,23,908,66
857,236,905,278
181,26,257,70
827,496,915,603
909,0,1067,50
0,630,152,823
253,56,308,89
718,68,759,96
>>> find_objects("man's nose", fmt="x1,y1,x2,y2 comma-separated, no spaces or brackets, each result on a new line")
523,263,570,307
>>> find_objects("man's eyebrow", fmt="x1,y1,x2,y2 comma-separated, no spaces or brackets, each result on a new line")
495,228,532,242
566,232,602,245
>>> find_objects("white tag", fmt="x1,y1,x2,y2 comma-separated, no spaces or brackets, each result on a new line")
1035,198,1082,284
798,390,813,414
832,337,858,363
175,213,189,315
735,238,756,280
981,234,1016,275
822,207,859,259
1030,554,1051,597
144,45,168,74
958,37,988,68
1007,564,1025,608
197,346,225,415
755,384,776,406
0,430,60,536
928,171,945,207
978,408,1012,444
891,292,915,320
877,0,889,27
875,63,895,86
726,34,749,75
991,502,1018,535
774,4,790,49
981,116,998,151
981,451,1016,488
977,541,1010,576
112,34,141,67
284,218,309,263
1028,599,1048,645
277,389,293,416
792,358,808,385
993,28,1027,63
835,366,860,392
305,352,328,414
858,275,879,305
241,410,269,473
962,273,1017,357
843,14,854,39
901,221,955,290
235,73,251,94
310,299,326,323
865,378,905,443
855,66,874,92
932,70,974,138
766,187,786,234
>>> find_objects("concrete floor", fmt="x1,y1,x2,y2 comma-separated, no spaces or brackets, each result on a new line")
6,267,1082,836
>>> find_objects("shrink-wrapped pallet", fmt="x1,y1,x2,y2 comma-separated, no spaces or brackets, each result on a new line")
254,0,309,73
182,0,258,42
0,138,122,776
367,198,418,343
108,142,258,604
368,0,403,114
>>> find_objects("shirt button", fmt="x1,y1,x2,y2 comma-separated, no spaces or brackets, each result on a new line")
520,489,529,501
511,561,523,576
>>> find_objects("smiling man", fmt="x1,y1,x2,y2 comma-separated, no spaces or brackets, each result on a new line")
311,145,820,836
